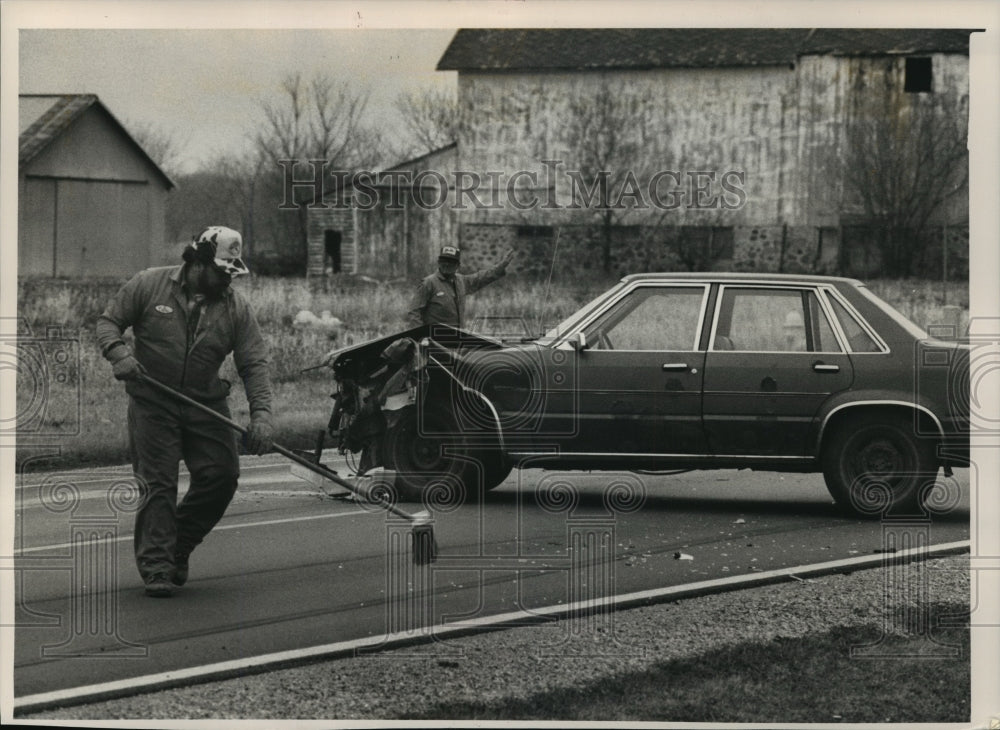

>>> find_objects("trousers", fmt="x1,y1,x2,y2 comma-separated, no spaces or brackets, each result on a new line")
128,391,240,580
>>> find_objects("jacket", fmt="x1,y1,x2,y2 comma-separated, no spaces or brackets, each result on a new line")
95,265,272,415
405,264,506,328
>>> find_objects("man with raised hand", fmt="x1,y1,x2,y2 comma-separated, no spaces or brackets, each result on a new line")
406,245,516,330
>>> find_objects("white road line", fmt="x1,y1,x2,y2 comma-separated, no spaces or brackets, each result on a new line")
14,476,326,513
13,539,970,714
12,509,371,555
14,464,299,490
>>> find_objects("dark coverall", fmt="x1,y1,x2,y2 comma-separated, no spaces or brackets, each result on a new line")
405,264,507,329
96,265,272,580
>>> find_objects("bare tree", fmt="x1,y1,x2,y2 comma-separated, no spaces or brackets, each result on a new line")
393,85,459,158
562,83,656,274
841,92,968,276
165,156,255,247
128,119,187,178
210,148,269,254
257,73,376,169
255,73,378,269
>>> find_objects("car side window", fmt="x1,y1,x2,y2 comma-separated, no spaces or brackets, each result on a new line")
827,296,883,353
714,288,842,353
584,286,704,351
807,292,841,352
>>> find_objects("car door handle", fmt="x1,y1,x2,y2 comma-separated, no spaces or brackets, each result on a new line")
813,363,840,373
662,363,689,371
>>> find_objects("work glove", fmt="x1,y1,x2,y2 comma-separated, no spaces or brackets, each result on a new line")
244,414,274,456
107,345,146,382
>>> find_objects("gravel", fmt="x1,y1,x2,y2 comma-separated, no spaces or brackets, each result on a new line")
24,555,969,722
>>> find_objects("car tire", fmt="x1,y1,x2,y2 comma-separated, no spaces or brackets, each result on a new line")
380,408,477,503
821,413,938,517
474,451,513,492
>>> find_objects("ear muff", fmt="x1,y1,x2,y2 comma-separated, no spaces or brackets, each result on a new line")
183,238,218,265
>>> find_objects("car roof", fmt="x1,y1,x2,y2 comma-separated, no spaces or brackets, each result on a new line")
621,272,864,286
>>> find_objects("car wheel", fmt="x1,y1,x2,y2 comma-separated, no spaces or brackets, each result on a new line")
474,451,513,492
380,409,476,503
821,413,938,517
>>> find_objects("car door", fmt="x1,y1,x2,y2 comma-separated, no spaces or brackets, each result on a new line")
702,285,853,456
561,283,710,455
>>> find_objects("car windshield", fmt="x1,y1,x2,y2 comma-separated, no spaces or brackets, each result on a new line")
856,284,930,340
536,283,626,345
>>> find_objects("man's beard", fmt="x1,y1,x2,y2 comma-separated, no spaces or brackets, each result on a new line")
194,266,231,300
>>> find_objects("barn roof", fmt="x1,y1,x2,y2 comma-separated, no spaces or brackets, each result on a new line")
382,142,458,173
19,94,176,189
437,28,975,71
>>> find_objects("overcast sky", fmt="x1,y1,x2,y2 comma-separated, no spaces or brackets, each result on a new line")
20,28,457,174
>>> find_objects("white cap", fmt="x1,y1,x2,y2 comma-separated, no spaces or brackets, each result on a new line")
189,226,249,277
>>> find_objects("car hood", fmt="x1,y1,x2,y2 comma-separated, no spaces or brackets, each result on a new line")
328,324,504,380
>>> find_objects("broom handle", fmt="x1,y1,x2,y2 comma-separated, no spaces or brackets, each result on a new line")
136,374,418,522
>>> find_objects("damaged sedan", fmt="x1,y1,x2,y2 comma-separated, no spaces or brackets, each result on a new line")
322,273,970,516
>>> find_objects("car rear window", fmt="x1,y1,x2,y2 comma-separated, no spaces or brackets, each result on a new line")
827,296,885,353
714,287,842,353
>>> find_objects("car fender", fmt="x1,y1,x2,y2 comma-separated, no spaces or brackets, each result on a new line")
814,390,945,455
422,350,507,452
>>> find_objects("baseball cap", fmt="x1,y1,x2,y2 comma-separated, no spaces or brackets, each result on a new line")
438,246,461,262
186,226,250,277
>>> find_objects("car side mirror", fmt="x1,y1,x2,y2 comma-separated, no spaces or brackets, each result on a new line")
569,332,589,351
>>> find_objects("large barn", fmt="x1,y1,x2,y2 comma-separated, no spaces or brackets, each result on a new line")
308,28,971,280
18,94,175,277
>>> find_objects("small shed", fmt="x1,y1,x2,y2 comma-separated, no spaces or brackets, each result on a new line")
307,143,459,279
18,94,176,277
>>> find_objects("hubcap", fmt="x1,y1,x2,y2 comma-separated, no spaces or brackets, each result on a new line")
857,437,904,476
407,431,446,471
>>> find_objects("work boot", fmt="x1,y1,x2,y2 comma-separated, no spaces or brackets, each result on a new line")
144,573,174,598
172,552,190,587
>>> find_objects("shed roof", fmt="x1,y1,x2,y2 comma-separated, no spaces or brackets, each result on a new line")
437,28,975,71
19,94,176,188
383,142,458,173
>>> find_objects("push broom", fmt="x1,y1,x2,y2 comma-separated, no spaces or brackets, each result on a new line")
136,374,438,565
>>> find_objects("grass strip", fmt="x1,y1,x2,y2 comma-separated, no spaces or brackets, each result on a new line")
410,608,970,723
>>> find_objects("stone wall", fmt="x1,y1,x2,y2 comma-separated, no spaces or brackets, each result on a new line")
732,226,823,273
459,224,687,279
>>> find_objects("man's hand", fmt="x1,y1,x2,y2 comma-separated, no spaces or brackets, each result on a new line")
108,346,146,382
244,414,274,456
499,248,516,269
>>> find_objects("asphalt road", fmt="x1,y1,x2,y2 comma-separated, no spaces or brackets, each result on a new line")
13,459,971,701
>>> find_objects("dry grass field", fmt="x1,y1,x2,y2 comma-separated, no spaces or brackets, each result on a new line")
14,274,968,468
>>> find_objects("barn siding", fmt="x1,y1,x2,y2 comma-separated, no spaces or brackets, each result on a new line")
54,180,151,277
26,107,157,182
18,102,172,277
307,46,968,279
18,177,56,276
794,53,969,227
456,67,793,227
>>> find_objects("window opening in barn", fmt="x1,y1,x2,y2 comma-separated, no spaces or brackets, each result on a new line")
904,57,933,93
710,227,735,262
324,229,342,274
